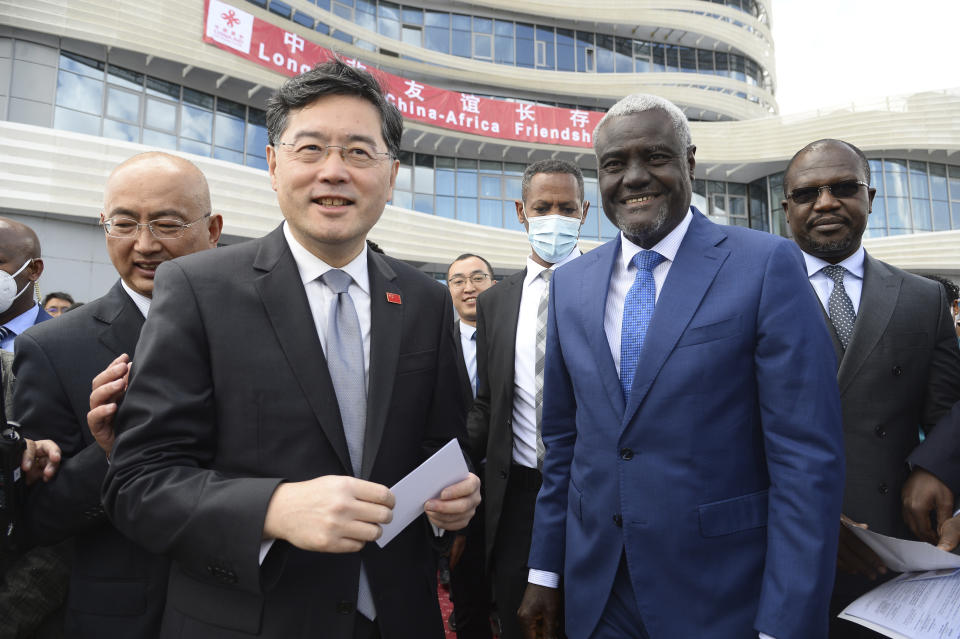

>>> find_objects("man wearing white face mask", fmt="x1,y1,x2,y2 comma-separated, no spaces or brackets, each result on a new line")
466,159,588,639
0,218,49,351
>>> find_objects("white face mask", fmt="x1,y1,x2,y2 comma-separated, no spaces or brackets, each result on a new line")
522,207,584,264
0,259,34,314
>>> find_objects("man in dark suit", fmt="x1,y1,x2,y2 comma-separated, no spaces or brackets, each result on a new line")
467,159,589,639
0,217,51,350
14,151,223,638
780,139,960,637
447,253,495,639
102,59,480,639
519,94,845,639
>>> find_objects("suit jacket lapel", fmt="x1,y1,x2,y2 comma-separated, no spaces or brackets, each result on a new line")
498,270,525,399
837,253,901,393
452,321,474,408
818,302,844,369
623,213,730,428
580,239,625,419
362,251,402,479
253,226,353,475
94,281,145,357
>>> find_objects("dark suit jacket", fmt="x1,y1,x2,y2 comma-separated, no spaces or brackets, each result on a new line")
529,211,845,639
465,270,525,567
102,226,466,639
14,280,169,638
822,253,960,538
911,401,960,492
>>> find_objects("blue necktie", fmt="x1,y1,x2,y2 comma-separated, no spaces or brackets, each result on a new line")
320,269,375,620
620,251,665,400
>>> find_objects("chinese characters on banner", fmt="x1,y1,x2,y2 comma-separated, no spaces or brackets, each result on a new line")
203,0,604,148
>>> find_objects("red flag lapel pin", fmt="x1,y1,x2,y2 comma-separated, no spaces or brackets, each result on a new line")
386,292,402,304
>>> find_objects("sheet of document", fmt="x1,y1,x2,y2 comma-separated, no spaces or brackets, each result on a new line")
842,521,960,573
839,570,960,639
376,438,469,548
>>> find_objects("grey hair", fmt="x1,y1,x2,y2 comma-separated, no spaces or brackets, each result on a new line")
593,94,692,150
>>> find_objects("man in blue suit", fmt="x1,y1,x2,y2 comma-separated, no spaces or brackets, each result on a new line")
517,94,846,639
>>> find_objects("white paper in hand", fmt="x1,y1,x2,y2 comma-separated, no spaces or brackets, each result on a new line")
842,520,960,573
376,439,469,548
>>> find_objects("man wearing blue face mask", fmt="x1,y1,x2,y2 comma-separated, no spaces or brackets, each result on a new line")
466,159,588,639
0,218,50,352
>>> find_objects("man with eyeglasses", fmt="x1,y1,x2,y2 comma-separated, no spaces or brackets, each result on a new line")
13,151,223,638
465,159,589,639
102,60,479,639
446,253,496,639
781,139,960,638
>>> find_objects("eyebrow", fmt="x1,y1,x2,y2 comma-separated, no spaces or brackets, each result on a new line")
530,199,578,207
107,208,188,221
449,269,488,279
288,130,380,147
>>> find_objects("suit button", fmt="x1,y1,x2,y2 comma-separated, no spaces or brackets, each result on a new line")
879,483,889,495
874,425,887,438
620,448,634,461
892,366,903,376
336,601,354,615
612,514,623,527
499,468,508,479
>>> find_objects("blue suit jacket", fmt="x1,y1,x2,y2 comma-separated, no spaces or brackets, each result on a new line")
528,210,845,639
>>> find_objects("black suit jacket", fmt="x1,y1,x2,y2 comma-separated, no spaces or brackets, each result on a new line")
102,225,467,639
452,320,475,410
14,281,169,638
820,253,960,537
465,269,525,567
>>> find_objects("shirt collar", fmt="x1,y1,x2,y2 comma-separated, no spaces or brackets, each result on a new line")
120,280,152,318
459,321,476,339
800,245,865,280
619,207,694,271
523,247,580,289
283,221,369,294
3,303,40,335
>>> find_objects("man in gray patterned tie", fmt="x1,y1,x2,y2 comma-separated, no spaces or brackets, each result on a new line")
102,59,480,639
466,159,588,639
782,138,960,638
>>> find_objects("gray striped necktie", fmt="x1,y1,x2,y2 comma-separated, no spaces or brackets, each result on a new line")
534,269,552,470
320,269,375,620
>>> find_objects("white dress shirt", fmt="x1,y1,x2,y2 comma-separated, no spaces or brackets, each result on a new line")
512,249,579,469
799,245,865,315
261,223,371,563
459,320,478,398
120,279,152,318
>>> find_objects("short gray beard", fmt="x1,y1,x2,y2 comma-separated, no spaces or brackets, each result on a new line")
617,202,670,248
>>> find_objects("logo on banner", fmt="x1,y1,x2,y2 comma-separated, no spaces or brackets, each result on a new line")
206,0,254,54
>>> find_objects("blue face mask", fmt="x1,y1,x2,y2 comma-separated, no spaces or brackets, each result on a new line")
523,210,583,264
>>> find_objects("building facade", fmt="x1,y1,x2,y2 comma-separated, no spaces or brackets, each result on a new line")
1,0,958,301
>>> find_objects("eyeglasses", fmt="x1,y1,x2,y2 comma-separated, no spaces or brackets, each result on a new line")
276,142,392,168
448,273,492,288
102,213,211,239
786,180,869,205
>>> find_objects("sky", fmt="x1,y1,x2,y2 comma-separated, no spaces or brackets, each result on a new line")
770,0,959,114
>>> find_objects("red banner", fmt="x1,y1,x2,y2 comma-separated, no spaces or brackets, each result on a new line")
203,0,603,148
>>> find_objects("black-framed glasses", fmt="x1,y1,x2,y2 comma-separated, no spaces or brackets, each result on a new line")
786,180,869,205
276,142,392,168
102,213,211,239
448,273,491,288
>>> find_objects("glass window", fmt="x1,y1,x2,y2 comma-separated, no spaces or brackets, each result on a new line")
451,14,471,31
59,52,104,79
424,10,448,27
556,28,575,71
868,197,887,234
315,22,330,35
215,112,245,151
478,199,502,227
402,26,422,47
107,65,143,91
495,20,513,36
536,26,554,69
145,98,177,132
391,190,412,209
183,88,214,110
516,34,534,68
435,195,456,219
332,2,352,19
576,31,594,72
480,175,501,198
332,30,353,44
56,71,103,115
473,17,492,34
414,166,434,194
436,170,456,196
697,49,714,74
214,147,244,164
247,108,268,155
678,46,697,72
930,163,948,201
106,87,141,123
146,76,179,100
181,104,213,143
457,198,477,224
355,9,376,31
414,194,434,214
142,128,177,150
474,34,491,59
293,10,314,28
908,161,929,198
395,165,412,191
651,44,665,72
402,7,423,25
458,170,478,197
269,1,292,18
884,160,908,198
950,166,960,201
54,107,99,135
246,155,268,171
614,37,632,73
179,138,211,157
495,25,515,65
425,26,449,53
912,199,932,231
453,25,472,57
868,160,884,195
886,197,910,233
596,34,614,73
932,201,951,231
504,176,522,200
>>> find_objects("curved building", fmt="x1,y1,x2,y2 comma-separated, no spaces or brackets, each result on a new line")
0,0,957,300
